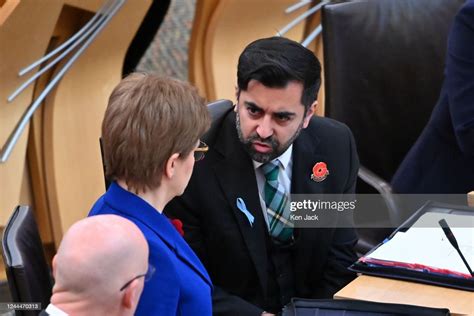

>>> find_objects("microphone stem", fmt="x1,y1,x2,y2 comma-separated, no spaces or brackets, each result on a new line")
455,247,474,277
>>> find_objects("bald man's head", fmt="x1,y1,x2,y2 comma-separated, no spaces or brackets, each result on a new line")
52,215,148,315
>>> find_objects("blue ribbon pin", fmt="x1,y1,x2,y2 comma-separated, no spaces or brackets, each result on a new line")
236,198,254,227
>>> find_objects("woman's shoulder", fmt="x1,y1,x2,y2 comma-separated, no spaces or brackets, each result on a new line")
88,196,108,216
131,221,178,257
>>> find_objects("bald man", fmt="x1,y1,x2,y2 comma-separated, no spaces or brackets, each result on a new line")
40,215,149,316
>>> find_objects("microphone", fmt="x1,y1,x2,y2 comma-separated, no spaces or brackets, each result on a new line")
438,219,474,277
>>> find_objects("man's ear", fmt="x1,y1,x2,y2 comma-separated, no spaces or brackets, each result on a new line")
302,100,317,128
121,279,142,309
164,153,181,179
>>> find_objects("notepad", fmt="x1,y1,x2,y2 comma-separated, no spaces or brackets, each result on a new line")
350,201,474,290
366,212,474,276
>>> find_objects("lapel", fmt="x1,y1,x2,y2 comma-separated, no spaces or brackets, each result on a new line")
291,121,325,195
291,119,331,251
212,112,269,297
104,183,212,288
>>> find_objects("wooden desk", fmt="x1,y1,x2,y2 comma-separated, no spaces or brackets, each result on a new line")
468,191,474,207
335,275,474,316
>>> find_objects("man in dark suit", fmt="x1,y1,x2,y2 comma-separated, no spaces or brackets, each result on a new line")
392,0,474,194
165,36,359,315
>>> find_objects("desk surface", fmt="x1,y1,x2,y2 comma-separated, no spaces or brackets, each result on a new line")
335,275,474,316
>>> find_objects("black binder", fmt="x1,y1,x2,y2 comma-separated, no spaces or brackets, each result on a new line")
281,298,450,316
350,201,474,291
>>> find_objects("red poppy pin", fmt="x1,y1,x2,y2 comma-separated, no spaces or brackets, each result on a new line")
311,162,329,182
170,218,184,236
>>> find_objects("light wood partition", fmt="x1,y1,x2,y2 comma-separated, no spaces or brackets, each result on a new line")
188,0,219,98
205,0,312,102
0,0,151,247
190,0,310,101
189,0,325,116
1,0,64,230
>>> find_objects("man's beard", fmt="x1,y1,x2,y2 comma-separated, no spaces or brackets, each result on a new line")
236,112,304,163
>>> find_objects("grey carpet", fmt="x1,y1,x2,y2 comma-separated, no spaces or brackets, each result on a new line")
136,0,196,81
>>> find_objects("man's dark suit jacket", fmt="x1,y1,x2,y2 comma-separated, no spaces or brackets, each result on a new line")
392,0,474,194
165,106,359,315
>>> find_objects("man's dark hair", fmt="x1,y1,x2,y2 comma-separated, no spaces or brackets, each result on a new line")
237,36,321,110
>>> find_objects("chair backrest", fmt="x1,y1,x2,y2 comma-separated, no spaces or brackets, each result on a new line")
322,0,464,254
2,206,53,316
322,0,464,190
207,99,234,121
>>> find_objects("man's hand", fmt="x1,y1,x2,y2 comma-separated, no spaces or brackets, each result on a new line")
261,313,276,316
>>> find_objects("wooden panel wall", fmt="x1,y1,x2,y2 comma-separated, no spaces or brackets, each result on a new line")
0,0,151,247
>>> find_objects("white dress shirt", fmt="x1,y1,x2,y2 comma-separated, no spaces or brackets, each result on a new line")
45,303,68,316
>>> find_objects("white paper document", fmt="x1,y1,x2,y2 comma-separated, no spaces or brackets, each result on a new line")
366,212,474,275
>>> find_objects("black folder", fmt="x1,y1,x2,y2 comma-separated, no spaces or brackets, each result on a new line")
282,298,450,316
349,201,474,291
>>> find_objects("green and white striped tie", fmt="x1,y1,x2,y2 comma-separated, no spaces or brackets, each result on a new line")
261,161,293,242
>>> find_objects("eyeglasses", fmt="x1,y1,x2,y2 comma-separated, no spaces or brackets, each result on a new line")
194,140,209,161
120,264,155,291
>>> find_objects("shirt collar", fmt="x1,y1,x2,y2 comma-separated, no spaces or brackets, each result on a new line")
45,303,69,316
252,144,293,170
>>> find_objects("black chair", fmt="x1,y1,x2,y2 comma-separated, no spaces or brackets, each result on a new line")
322,0,464,253
207,99,234,124
1,206,53,316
